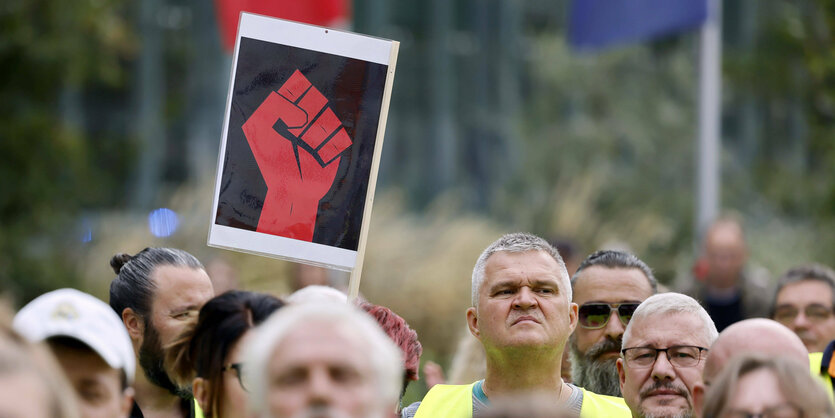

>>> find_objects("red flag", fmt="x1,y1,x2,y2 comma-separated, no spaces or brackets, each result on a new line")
215,0,351,52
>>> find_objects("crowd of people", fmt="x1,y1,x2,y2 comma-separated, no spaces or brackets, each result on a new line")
1,217,835,418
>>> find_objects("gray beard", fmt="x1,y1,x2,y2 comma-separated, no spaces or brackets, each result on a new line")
569,336,623,397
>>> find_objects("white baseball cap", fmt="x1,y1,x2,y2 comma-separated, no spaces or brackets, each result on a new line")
13,288,136,383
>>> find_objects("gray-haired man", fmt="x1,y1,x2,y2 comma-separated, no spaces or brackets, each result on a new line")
408,233,629,417
617,293,718,418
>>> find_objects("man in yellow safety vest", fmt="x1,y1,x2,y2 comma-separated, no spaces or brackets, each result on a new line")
409,233,630,417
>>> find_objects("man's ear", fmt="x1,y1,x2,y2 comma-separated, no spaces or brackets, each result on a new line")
119,387,134,418
193,377,210,413
122,308,144,341
466,307,480,339
692,382,706,418
617,357,626,392
568,302,578,334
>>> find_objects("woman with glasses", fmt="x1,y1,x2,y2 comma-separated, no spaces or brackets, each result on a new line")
167,290,284,418
701,353,833,418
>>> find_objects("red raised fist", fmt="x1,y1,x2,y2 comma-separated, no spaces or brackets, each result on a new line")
242,70,352,241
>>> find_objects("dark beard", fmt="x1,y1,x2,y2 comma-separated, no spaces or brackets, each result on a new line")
139,321,192,399
569,334,623,397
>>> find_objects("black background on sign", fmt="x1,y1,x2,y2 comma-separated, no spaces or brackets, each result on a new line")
215,36,388,251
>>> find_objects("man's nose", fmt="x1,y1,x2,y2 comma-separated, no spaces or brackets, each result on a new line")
604,309,625,338
794,310,811,329
651,351,676,381
307,369,334,405
513,287,538,309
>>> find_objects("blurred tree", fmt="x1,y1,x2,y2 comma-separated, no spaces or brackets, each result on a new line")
509,34,698,283
0,0,135,304
722,0,835,269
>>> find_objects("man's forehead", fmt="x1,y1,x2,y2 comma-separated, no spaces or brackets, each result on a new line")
151,265,210,287
150,267,213,306
627,312,708,346
572,266,652,302
484,251,562,277
706,222,744,246
778,279,834,301
271,323,371,370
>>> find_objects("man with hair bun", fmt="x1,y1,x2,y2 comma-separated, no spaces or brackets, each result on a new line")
109,247,214,418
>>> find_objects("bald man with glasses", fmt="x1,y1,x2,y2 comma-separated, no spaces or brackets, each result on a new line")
617,293,718,418
569,250,657,396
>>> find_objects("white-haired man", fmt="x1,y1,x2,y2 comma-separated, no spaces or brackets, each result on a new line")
409,233,629,417
245,302,403,418
617,293,718,418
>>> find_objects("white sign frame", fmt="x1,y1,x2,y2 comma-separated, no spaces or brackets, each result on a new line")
208,12,399,288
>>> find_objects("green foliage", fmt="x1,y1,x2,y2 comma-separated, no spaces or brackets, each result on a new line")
0,0,134,304
496,34,699,282
721,0,835,271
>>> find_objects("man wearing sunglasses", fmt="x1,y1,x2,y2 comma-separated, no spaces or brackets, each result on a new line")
412,233,630,417
569,250,657,397
617,293,718,418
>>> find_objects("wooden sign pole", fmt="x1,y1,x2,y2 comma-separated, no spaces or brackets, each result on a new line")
348,42,400,301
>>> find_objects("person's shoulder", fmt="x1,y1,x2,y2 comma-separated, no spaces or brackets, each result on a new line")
401,401,420,418
741,265,771,291
412,382,477,417
579,388,631,417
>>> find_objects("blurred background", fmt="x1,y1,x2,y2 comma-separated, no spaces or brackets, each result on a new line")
1,0,834,403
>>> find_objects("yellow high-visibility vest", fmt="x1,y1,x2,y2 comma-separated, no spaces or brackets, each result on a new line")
413,382,631,417
810,352,835,403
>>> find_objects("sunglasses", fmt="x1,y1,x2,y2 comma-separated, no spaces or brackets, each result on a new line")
577,302,641,329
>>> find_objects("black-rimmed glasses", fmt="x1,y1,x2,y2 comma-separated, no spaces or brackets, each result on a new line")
621,345,708,368
577,302,641,329
222,363,249,392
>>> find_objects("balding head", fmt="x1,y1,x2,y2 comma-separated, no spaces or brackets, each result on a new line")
703,318,808,384
703,218,748,289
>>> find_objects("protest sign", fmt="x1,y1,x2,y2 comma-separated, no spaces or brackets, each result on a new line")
209,12,399,291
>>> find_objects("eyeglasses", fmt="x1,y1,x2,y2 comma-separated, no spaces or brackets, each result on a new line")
577,302,641,329
222,363,250,392
773,304,833,324
621,345,708,368
723,403,803,418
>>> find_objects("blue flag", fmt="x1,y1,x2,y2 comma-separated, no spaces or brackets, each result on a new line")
569,0,708,51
